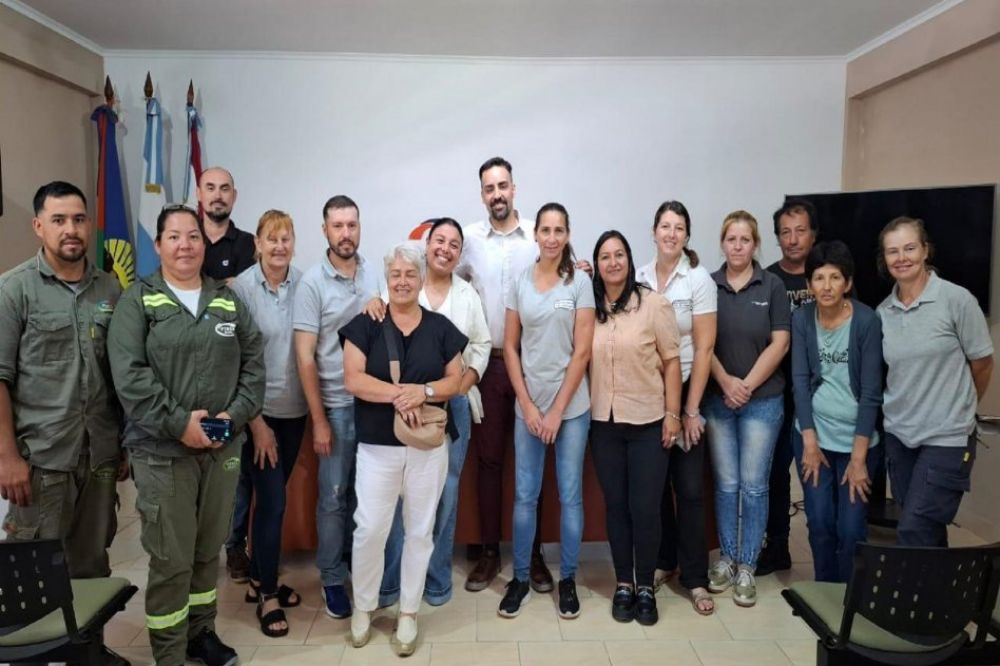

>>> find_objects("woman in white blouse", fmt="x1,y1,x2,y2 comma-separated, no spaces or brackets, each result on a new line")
635,200,718,615
368,219,491,607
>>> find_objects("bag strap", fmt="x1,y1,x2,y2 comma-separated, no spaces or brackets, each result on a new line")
383,312,403,385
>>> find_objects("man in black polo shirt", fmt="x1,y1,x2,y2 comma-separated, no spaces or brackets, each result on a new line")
199,166,255,283
198,166,257,581
758,199,816,575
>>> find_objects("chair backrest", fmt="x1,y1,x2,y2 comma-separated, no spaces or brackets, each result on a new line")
843,542,1000,647
0,540,77,637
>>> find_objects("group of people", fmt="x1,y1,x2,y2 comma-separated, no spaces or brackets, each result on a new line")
0,155,992,665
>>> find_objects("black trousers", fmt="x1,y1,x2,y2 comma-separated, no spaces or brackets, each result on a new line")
591,418,669,587
656,383,710,590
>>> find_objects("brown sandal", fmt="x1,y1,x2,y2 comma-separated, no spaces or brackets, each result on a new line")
690,587,715,616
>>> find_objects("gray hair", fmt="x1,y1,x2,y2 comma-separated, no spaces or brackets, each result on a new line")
383,241,426,281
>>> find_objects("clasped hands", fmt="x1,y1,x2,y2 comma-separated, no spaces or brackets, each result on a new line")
721,374,752,410
393,383,427,428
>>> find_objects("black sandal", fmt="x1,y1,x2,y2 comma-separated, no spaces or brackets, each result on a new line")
245,581,301,607
257,593,290,638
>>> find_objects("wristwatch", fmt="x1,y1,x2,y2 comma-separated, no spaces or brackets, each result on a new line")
424,383,435,398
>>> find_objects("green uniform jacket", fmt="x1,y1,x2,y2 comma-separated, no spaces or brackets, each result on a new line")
107,270,265,456
0,251,123,471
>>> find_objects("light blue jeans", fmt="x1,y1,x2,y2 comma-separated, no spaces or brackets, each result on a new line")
513,410,591,581
316,405,358,587
704,394,783,569
379,395,471,606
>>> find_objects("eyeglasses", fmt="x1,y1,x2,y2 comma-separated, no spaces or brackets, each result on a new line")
160,203,198,216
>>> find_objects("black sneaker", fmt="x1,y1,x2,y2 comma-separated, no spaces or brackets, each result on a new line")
557,577,580,619
611,584,635,623
755,539,792,576
497,578,531,618
186,627,238,666
635,586,658,626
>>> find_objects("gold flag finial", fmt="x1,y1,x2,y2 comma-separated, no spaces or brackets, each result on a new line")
144,71,154,100
187,79,195,107
104,76,115,106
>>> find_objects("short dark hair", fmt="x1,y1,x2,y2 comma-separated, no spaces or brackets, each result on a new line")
805,240,855,282
33,181,87,215
478,156,513,181
156,204,201,240
772,198,818,236
322,195,359,220
427,217,464,242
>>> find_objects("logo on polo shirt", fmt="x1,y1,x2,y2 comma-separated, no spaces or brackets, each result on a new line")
222,259,230,267
215,322,237,337
751,300,769,307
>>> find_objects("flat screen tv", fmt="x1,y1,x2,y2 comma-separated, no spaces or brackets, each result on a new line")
785,185,996,313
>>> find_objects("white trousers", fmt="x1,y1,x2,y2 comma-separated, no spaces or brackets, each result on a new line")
352,441,448,614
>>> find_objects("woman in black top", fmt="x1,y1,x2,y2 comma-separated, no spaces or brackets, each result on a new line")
339,242,467,656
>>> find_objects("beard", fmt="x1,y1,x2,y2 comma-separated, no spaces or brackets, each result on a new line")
490,198,511,221
205,207,231,223
331,240,357,260
55,241,87,263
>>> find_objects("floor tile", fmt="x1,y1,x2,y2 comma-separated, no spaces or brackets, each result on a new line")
429,641,519,666
518,640,611,666
250,644,346,663
604,639,701,666
556,597,646,641
692,639,793,665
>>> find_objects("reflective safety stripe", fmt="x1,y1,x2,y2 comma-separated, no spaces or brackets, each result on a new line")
146,605,189,630
142,294,178,308
189,588,217,606
207,298,236,312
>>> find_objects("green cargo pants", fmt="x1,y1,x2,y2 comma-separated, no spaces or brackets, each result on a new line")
3,452,119,579
130,440,242,666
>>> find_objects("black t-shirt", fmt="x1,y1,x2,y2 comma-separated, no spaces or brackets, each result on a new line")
338,308,468,446
203,221,256,280
766,262,814,400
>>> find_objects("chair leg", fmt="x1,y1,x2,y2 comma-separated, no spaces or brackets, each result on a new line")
816,641,856,666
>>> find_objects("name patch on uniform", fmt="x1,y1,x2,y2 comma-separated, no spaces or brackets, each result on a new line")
96,300,116,314
223,457,240,471
215,322,237,337
554,299,575,310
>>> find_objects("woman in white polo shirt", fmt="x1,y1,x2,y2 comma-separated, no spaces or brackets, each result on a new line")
636,200,717,615
877,216,993,547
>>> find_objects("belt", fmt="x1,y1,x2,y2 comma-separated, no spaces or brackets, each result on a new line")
490,348,504,359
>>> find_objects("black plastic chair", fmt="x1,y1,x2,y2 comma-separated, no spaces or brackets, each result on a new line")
782,542,1000,666
0,539,137,664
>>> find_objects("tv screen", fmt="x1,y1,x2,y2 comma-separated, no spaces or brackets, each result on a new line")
786,185,996,313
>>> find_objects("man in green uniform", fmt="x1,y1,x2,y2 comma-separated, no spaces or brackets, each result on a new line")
0,181,128,665
108,204,264,666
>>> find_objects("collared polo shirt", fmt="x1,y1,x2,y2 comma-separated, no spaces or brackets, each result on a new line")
636,255,716,382
459,214,538,347
203,220,256,280
591,291,680,424
710,261,791,399
878,272,993,448
0,251,123,470
293,253,384,409
232,263,308,418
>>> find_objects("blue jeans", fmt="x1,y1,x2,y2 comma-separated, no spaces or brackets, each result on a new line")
316,406,358,586
513,410,591,581
792,429,877,582
704,394,783,568
380,395,472,606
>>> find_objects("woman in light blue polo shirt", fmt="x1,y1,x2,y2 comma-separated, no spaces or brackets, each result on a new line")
790,241,882,583
499,202,595,620
230,210,308,637
877,217,993,547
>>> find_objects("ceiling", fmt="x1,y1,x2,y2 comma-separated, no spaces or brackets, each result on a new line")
17,0,944,58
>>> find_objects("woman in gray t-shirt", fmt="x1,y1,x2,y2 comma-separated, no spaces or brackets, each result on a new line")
497,203,595,621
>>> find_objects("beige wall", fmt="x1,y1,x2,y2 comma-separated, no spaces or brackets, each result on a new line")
843,1,1000,540
0,4,102,272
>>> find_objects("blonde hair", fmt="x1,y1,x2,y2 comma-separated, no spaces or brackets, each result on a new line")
720,209,760,248
254,209,295,260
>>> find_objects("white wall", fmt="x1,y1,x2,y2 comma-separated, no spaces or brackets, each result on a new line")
104,52,845,271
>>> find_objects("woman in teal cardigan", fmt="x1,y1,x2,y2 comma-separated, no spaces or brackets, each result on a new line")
790,241,883,583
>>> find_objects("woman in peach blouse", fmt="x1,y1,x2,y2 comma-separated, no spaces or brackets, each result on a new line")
589,230,682,626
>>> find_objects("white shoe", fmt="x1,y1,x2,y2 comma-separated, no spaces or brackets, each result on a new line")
393,614,418,657
350,610,371,648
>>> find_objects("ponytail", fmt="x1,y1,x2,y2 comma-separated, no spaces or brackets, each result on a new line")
683,247,700,268
559,244,576,284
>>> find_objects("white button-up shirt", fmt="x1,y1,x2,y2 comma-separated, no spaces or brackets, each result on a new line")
458,214,538,348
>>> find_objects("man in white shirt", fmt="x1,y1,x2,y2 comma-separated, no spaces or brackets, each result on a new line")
459,157,552,593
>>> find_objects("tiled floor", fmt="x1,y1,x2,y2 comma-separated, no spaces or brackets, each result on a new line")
104,482,988,665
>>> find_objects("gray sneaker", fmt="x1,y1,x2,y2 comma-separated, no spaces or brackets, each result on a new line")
708,559,735,593
733,566,757,607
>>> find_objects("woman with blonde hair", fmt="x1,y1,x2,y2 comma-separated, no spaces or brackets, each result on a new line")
230,209,308,637
704,210,790,607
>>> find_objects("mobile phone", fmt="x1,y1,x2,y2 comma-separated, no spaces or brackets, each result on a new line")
200,417,233,443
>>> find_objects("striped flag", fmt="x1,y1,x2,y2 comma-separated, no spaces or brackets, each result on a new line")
182,104,203,209
91,105,135,287
136,97,166,278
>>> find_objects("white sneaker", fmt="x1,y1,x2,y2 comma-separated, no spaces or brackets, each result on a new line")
350,610,371,648
393,614,418,656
